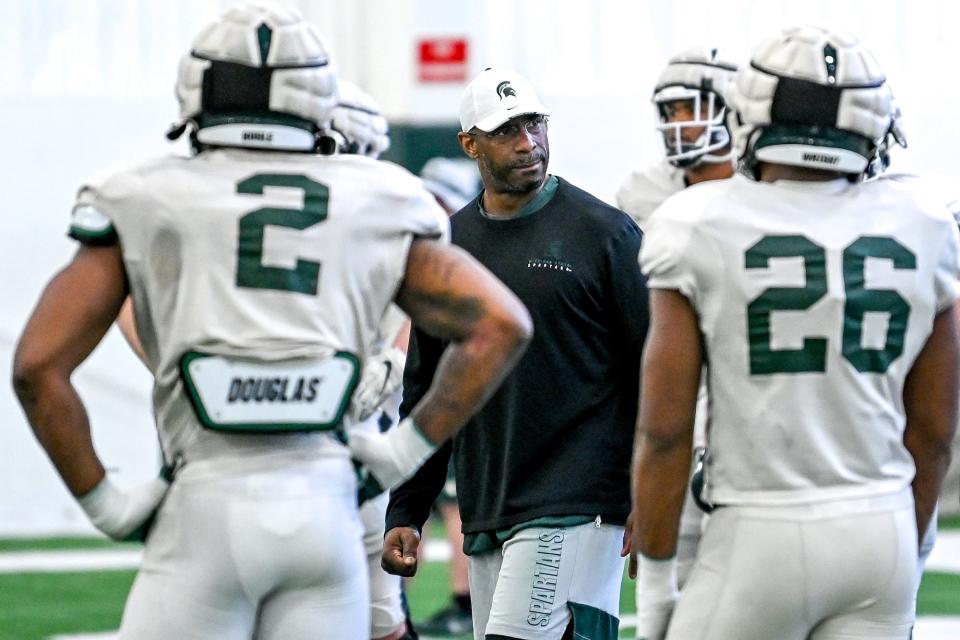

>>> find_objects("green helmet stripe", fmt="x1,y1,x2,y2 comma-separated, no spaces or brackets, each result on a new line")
257,23,272,66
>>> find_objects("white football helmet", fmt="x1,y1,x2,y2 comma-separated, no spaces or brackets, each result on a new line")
168,2,339,152
325,81,391,158
652,48,738,168
866,89,907,178
730,25,895,179
419,157,481,213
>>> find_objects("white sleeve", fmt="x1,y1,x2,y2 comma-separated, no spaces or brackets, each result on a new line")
400,187,450,244
69,185,118,245
639,209,701,299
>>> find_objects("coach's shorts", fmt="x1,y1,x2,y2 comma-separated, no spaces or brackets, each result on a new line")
667,489,917,640
468,520,624,640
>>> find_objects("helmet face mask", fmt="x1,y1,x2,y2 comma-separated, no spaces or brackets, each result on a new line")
651,48,738,169
730,26,896,180
654,87,730,168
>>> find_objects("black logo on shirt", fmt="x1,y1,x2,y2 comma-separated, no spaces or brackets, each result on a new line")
528,240,574,272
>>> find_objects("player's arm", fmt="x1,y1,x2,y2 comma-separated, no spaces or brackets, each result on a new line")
632,289,702,558
347,239,531,490
629,288,702,637
13,245,128,496
903,304,960,544
12,244,169,540
395,239,531,440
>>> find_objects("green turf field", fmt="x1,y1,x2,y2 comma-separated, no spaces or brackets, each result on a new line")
1,522,959,640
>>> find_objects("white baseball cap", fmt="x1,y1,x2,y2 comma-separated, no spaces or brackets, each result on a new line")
459,68,551,133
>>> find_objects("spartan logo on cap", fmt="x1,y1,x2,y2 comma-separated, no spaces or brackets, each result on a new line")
496,81,517,100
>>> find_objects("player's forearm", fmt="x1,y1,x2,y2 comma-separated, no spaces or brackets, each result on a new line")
12,367,105,496
903,305,959,543
409,314,529,443
631,431,693,559
396,241,532,443
908,440,951,544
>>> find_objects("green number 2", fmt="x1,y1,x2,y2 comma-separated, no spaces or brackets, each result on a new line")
745,235,916,375
235,174,329,295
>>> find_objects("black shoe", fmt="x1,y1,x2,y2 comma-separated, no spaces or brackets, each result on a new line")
417,604,473,636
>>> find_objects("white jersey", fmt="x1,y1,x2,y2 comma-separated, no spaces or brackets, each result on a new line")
615,160,686,229
70,148,448,464
641,174,960,506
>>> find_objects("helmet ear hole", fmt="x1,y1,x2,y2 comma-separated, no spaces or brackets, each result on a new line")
317,135,337,156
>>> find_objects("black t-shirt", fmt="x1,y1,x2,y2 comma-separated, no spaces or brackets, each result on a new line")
386,176,649,535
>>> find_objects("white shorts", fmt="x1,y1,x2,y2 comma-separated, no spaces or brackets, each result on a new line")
118,456,369,640
360,491,405,639
469,521,624,640
667,489,917,640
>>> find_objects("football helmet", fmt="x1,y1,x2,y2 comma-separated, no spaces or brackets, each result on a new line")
866,90,907,178
326,81,391,158
420,157,480,213
168,1,338,152
652,48,738,168
730,25,895,179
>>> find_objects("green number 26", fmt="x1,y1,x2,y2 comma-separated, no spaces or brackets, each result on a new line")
746,235,915,375
235,174,329,295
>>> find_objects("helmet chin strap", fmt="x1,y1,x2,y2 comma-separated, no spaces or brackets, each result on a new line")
166,121,189,141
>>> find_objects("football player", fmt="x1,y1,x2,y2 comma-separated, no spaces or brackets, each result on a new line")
631,25,960,639
12,4,531,639
862,99,960,628
616,48,738,230
616,51,738,639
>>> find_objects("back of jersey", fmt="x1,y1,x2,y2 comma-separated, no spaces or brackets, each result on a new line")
72,149,447,461
641,174,960,506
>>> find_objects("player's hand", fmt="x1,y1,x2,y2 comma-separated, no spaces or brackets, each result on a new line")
352,346,405,421
622,511,638,579
347,417,436,491
382,526,421,577
77,475,170,542
634,594,676,640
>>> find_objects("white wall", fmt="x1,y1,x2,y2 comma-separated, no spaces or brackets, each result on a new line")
1,0,957,535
